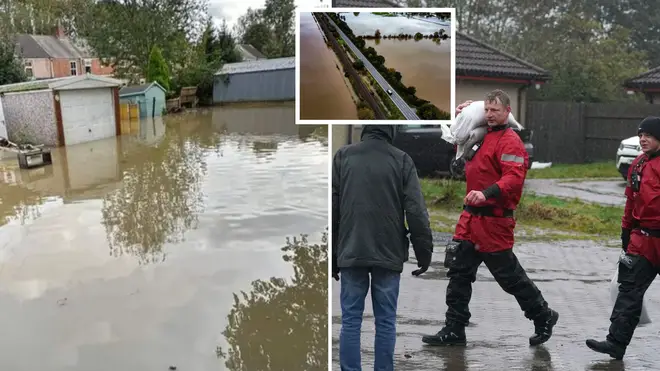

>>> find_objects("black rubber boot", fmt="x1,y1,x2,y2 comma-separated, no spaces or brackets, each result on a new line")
421,323,467,346
529,309,559,346
585,339,625,360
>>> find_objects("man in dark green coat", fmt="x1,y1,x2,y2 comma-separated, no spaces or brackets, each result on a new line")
332,125,433,371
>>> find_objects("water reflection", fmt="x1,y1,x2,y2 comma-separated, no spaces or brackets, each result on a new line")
0,106,327,266
101,123,210,264
217,231,328,371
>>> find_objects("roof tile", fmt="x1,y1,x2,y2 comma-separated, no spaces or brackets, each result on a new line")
624,66,660,88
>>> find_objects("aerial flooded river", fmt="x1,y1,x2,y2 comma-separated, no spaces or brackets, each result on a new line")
0,103,328,370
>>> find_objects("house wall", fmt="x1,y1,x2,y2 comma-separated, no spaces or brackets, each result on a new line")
456,79,528,124
92,59,114,76
26,59,53,79
2,90,58,146
213,68,295,103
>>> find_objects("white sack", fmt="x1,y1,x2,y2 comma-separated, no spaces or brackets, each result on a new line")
447,101,524,159
610,259,652,326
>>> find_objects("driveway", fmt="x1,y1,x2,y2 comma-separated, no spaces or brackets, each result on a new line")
524,179,626,206
324,14,420,120
331,232,659,370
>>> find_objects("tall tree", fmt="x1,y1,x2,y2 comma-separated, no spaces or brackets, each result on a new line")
78,0,208,79
146,45,171,91
0,39,27,85
234,0,295,58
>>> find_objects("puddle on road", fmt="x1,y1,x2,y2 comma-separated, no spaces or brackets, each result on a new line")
0,103,328,370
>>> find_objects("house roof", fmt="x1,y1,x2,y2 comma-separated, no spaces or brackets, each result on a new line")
16,34,93,59
237,44,267,60
330,1,550,82
0,74,123,94
623,66,660,89
119,82,166,97
215,57,296,75
456,32,549,81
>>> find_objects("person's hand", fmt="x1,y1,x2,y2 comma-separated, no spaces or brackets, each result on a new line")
456,100,473,116
621,228,631,252
412,263,429,276
332,255,340,281
464,190,486,205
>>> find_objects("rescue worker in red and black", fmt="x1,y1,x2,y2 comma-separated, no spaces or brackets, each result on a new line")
586,116,660,359
421,90,559,347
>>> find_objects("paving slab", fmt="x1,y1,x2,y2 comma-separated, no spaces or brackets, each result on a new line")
332,233,660,370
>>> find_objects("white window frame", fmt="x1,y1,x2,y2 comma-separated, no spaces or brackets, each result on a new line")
84,59,92,74
24,60,33,78
70,61,77,76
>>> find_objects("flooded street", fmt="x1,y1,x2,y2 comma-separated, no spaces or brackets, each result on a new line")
332,232,660,370
0,104,328,370
365,38,451,112
343,13,452,113
299,12,357,120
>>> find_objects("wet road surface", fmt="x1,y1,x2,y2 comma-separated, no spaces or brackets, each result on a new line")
525,179,626,206
0,105,328,370
332,232,660,370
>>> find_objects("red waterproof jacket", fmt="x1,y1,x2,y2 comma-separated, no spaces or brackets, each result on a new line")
622,154,660,230
622,153,660,266
453,125,529,252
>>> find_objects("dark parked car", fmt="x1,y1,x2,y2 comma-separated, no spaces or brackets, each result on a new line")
392,124,534,179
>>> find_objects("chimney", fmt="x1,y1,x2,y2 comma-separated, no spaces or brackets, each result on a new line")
54,20,66,39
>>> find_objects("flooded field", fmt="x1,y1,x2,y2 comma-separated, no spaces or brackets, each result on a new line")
299,12,357,120
342,12,452,113
0,103,328,370
364,38,451,112
332,232,660,370
341,12,450,36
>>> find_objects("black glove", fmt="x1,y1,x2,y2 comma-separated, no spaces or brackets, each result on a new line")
412,263,429,276
412,254,431,276
621,228,631,252
332,254,340,281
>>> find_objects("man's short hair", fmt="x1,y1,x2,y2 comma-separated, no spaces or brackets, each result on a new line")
485,89,511,107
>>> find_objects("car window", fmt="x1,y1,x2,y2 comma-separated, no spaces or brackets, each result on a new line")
399,125,444,130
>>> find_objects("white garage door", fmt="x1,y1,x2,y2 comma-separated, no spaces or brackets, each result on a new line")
60,88,116,146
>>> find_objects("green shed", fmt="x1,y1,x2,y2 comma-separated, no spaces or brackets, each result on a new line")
119,82,167,118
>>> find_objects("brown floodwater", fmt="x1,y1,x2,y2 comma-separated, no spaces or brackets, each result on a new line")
365,38,451,113
299,12,358,120
0,104,328,370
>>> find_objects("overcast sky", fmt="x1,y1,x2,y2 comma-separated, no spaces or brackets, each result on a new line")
208,0,326,29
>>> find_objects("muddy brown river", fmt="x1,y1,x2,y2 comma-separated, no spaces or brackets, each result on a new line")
299,12,358,120
0,103,328,370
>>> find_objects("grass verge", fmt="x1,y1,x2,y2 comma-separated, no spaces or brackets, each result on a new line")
527,162,620,179
421,178,623,240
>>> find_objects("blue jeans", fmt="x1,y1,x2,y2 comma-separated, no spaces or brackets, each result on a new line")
339,267,401,371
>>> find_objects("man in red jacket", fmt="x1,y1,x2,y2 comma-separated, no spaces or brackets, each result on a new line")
586,116,660,359
422,90,559,347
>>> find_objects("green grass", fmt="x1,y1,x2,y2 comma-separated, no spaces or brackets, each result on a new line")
527,162,620,179
420,178,623,239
